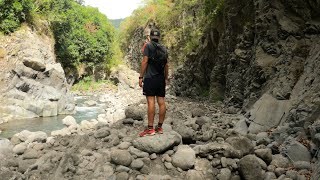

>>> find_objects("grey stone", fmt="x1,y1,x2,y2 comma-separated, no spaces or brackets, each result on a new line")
150,153,157,160
275,168,286,177
118,142,132,149
111,150,132,166
286,170,298,180
248,94,291,133
191,108,205,117
186,170,204,180
226,136,254,156
293,161,312,170
234,119,248,135
62,116,77,127
133,131,181,153
84,100,97,107
255,148,272,164
125,105,145,120
123,118,134,124
18,159,36,173
130,159,144,170
221,157,227,168
23,59,46,72
195,116,210,126
116,172,129,180
217,168,232,180
22,149,39,159
270,154,289,168
174,124,195,142
129,146,149,158
0,139,13,155
164,162,174,169
285,141,311,162
256,132,271,145
231,175,241,180
13,143,27,155
172,145,195,170
162,154,171,162
26,131,47,143
165,150,174,156
193,142,242,158
264,172,277,180
94,127,110,138
238,155,264,180
116,165,131,172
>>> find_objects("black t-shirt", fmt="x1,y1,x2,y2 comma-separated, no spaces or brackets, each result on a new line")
143,42,166,78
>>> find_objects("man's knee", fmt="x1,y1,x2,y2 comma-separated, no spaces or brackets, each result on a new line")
157,97,165,106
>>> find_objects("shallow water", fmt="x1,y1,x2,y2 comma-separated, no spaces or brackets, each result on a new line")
0,96,104,138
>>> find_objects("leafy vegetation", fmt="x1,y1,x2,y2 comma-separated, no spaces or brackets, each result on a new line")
0,0,117,81
119,0,224,64
71,76,116,92
0,0,34,34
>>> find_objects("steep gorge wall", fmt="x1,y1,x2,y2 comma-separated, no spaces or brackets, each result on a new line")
171,0,320,131
0,26,75,123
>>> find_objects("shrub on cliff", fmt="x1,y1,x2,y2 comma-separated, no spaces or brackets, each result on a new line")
0,0,116,80
0,0,34,34
119,0,224,64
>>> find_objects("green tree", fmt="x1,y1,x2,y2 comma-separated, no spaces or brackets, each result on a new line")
0,0,34,34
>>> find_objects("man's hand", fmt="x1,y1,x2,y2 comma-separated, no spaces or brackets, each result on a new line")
139,79,143,87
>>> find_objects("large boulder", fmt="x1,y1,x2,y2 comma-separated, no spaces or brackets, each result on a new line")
226,136,254,156
133,131,181,153
62,116,77,127
284,140,311,162
23,59,46,72
0,138,13,154
0,27,75,121
125,104,146,120
172,145,196,170
238,155,264,180
110,150,132,166
26,131,47,143
13,143,27,155
193,142,242,158
248,94,292,133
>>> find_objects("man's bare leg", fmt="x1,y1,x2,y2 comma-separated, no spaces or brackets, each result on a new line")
157,96,166,124
147,96,156,127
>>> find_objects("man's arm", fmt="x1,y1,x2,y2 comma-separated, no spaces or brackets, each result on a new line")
164,62,169,80
139,56,148,87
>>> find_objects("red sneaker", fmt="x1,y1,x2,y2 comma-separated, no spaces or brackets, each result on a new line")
139,128,155,137
155,126,163,134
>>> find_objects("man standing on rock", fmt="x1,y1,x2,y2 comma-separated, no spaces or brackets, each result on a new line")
138,28,169,137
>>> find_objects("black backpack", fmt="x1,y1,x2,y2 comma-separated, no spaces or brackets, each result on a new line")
149,41,168,74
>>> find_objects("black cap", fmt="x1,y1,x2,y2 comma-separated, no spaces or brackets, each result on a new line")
150,29,160,40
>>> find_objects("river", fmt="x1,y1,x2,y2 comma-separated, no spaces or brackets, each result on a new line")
0,96,104,138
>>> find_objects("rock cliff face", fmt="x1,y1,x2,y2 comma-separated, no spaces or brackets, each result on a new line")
0,26,75,123
172,0,320,132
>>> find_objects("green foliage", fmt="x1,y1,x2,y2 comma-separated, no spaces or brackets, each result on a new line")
0,0,118,80
0,0,34,34
71,76,116,92
51,4,115,70
120,0,224,64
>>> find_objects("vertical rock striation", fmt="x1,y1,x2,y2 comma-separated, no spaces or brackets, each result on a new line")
0,26,75,123
171,0,320,133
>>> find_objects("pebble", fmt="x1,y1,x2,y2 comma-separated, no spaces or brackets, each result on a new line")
150,153,157,160
164,162,174,169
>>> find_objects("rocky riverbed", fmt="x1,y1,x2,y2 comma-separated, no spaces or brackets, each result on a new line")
0,88,316,179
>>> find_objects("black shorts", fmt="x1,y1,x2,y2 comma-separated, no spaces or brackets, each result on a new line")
143,75,165,97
